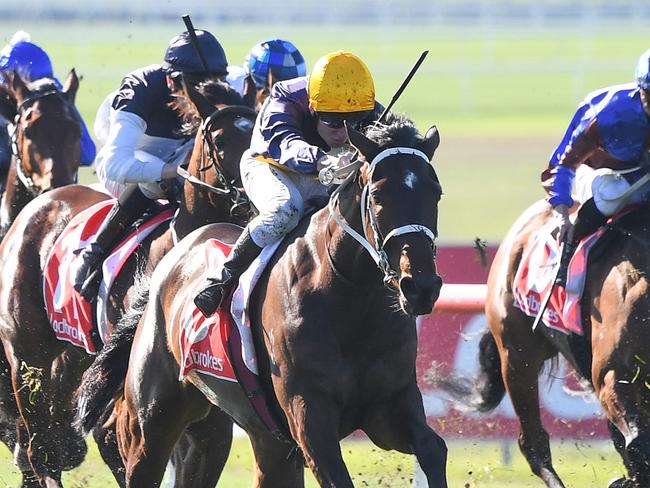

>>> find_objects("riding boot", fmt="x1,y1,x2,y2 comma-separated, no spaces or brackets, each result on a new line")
554,198,608,288
74,184,154,301
194,228,262,317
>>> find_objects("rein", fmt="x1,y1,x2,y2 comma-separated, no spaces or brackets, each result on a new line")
327,146,438,286
177,105,256,218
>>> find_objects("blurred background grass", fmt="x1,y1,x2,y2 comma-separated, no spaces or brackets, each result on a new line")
2,20,646,243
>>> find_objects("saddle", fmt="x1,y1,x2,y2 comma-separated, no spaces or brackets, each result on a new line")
43,200,174,354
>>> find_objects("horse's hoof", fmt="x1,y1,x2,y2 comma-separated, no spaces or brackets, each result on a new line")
607,477,632,488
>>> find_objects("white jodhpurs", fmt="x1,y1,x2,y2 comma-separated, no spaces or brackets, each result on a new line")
575,165,650,216
241,150,329,248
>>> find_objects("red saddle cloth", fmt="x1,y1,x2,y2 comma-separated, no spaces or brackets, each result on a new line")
178,238,285,438
43,200,173,354
512,227,605,335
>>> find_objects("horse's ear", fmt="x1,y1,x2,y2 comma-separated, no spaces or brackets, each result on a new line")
242,74,256,110
347,124,380,162
420,125,440,160
0,84,17,121
62,68,80,103
8,71,28,105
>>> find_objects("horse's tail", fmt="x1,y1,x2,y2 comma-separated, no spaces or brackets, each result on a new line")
427,330,505,413
75,274,150,435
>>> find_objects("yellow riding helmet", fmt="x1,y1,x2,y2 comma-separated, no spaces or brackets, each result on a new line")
308,51,375,113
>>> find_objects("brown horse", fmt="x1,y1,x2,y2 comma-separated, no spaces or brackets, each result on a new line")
436,199,650,488
0,79,256,488
82,113,448,487
0,70,81,240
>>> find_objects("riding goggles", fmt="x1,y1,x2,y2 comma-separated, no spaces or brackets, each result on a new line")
318,110,372,129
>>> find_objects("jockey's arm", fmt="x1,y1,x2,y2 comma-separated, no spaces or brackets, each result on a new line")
547,119,601,208
260,96,326,175
98,110,169,185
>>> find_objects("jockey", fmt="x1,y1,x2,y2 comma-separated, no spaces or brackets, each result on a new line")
542,48,650,288
74,28,231,301
0,31,96,174
227,38,306,110
194,50,382,317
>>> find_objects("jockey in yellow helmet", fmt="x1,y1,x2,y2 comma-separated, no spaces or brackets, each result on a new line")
194,50,383,316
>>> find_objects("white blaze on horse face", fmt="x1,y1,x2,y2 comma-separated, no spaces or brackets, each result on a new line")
404,171,418,190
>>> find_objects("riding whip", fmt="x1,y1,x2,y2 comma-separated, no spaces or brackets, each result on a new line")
532,241,563,332
181,14,211,75
318,50,430,185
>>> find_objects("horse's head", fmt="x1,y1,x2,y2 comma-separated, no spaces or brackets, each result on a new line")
347,114,442,316
173,78,257,226
0,70,81,195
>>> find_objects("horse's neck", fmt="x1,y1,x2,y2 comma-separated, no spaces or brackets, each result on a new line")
325,186,383,288
173,199,236,241
0,161,32,235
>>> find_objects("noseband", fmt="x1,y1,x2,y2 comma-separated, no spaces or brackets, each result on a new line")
177,105,256,219
328,147,438,285
10,88,64,197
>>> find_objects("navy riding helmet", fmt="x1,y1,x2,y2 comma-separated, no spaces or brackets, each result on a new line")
163,30,228,76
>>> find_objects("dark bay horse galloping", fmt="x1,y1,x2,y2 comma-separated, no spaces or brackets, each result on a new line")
437,199,650,488
88,114,448,487
0,70,82,240
0,79,256,488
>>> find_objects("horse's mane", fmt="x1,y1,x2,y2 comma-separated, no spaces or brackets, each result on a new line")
364,112,421,149
171,79,245,136
25,78,60,95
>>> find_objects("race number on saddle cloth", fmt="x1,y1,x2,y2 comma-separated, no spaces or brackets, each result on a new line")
43,200,173,354
178,238,284,435
512,204,638,335
512,224,604,335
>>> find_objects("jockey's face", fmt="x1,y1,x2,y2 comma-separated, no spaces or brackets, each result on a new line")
317,119,348,148
641,89,650,118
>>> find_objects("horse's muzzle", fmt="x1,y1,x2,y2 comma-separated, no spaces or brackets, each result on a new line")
399,273,442,316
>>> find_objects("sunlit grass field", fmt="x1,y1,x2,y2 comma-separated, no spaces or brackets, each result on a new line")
0,435,625,487
1,21,646,241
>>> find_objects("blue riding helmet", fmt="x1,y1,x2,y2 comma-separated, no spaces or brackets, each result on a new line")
163,30,228,76
635,48,650,90
245,39,306,90
0,41,54,84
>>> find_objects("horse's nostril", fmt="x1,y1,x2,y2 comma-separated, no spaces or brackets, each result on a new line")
399,276,418,298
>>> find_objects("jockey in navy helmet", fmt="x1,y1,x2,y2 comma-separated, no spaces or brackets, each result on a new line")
543,48,650,288
74,28,237,301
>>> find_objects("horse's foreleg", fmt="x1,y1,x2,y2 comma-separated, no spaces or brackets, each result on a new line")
598,369,650,487
5,340,66,487
169,406,234,487
362,379,447,488
92,409,126,488
496,318,565,488
247,426,303,488
284,392,354,487
118,319,213,488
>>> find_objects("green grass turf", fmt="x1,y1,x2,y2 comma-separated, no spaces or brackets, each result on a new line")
0,435,626,487
4,21,646,242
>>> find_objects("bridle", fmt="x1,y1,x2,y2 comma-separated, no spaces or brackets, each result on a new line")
177,104,256,219
327,147,438,286
9,87,71,197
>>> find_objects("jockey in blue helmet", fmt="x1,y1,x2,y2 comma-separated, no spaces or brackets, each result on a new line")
74,28,236,301
543,48,650,288
0,31,96,169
